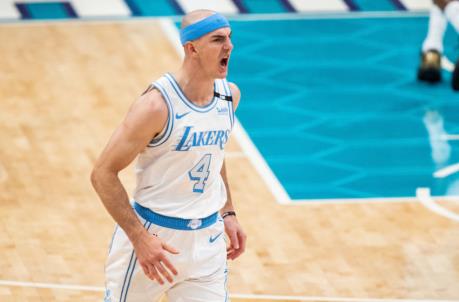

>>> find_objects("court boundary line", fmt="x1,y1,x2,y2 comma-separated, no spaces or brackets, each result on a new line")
1,279,458,302
159,18,294,204
442,134,459,140
0,10,431,27
417,188,459,222
232,120,291,204
434,162,459,178
1,13,458,302
159,17,459,206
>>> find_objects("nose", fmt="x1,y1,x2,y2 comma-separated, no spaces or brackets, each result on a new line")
224,38,233,51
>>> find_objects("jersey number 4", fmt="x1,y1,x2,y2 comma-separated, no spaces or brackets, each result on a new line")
188,154,212,193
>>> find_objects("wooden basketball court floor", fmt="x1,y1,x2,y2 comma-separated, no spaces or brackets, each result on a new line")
1,18,459,302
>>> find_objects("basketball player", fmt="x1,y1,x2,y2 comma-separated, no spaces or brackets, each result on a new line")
417,0,459,90
91,9,246,302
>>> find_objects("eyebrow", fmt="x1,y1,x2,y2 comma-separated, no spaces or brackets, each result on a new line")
210,31,232,39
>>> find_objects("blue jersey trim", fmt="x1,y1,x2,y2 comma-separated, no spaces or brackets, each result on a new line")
108,225,118,255
148,82,174,147
134,202,218,230
164,73,218,113
224,265,229,302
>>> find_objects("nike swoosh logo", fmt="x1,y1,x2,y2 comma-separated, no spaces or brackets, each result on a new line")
209,232,223,243
175,112,191,119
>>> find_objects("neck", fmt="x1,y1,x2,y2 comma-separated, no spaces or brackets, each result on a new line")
172,61,215,107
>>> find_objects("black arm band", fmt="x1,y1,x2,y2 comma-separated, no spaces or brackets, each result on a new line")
221,211,236,219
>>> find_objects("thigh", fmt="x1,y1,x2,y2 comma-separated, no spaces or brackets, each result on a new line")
166,265,229,302
167,219,229,302
104,221,169,302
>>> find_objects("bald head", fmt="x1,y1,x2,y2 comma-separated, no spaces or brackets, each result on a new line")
181,9,216,29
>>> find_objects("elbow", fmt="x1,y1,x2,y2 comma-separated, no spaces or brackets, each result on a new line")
90,165,117,189
90,166,106,189
90,167,99,188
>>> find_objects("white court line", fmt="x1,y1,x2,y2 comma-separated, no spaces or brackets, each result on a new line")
289,197,418,205
176,0,239,14
232,120,291,204
232,293,459,302
442,56,455,72
434,163,459,178
159,17,459,206
417,188,459,222
158,18,184,58
441,134,459,141
159,18,292,204
1,279,458,302
227,10,429,21
5,16,437,206
289,195,459,205
288,0,348,13
0,10,431,26
0,280,104,292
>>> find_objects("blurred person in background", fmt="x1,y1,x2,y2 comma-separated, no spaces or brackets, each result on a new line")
417,0,459,90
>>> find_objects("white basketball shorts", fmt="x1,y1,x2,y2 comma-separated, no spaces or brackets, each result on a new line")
103,203,229,302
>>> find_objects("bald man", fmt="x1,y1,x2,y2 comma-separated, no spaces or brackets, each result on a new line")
91,10,246,302
418,0,459,90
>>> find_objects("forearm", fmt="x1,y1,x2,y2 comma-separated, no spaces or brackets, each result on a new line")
220,160,235,213
91,169,147,244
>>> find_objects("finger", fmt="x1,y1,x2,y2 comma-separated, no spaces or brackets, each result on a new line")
231,231,247,260
231,248,244,260
141,263,154,280
228,229,239,250
155,261,173,283
237,231,247,253
150,265,164,285
163,242,180,254
227,250,237,260
161,256,178,275
145,264,159,281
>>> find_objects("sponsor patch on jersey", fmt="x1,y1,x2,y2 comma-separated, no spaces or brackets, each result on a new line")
216,107,229,115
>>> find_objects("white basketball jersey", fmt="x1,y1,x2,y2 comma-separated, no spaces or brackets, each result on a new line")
133,73,235,219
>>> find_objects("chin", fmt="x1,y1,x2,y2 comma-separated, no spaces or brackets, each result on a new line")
215,69,228,79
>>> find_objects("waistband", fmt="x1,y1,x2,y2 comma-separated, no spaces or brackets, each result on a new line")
133,202,218,231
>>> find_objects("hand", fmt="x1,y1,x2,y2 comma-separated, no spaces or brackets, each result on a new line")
132,232,179,285
223,215,247,260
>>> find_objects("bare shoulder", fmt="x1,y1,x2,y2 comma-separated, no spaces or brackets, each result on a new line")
124,88,168,137
132,88,167,118
228,82,241,111
92,88,169,173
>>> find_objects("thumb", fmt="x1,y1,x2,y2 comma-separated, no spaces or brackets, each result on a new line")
163,242,180,254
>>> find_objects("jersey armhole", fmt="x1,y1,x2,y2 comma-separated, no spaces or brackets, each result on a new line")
222,79,234,128
148,83,174,147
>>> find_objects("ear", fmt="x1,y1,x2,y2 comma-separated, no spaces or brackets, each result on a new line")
185,42,199,57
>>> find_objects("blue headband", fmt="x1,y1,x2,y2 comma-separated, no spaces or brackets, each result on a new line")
180,13,230,45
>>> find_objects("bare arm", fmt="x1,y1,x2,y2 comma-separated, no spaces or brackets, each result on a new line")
91,89,166,242
91,89,178,283
221,82,246,260
221,81,241,215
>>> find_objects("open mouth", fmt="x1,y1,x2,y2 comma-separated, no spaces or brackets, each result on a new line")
220,57,229,68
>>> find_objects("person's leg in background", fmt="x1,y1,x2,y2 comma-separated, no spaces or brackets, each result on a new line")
439,0,459,89
418,3,447,84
